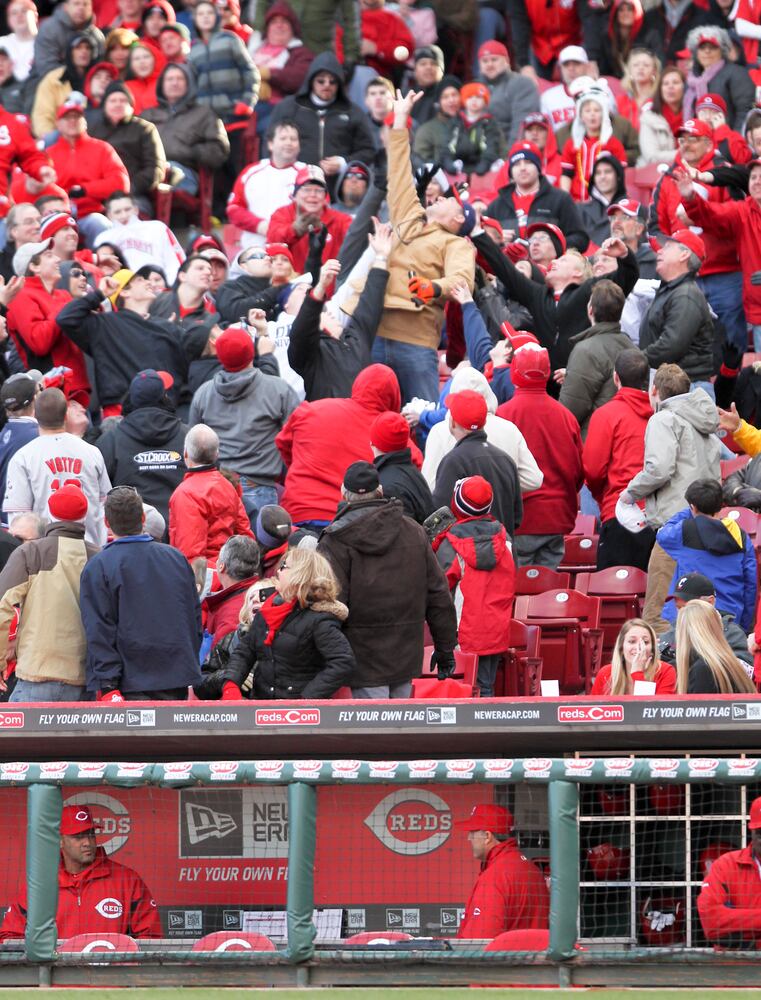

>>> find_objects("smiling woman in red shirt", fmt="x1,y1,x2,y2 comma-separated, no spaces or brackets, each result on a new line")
591,617,676,696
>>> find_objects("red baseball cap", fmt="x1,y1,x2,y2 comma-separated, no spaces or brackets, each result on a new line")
293,165,327,192
607,198,642,219
677,118,712,139
445,389,487,430
60,805,96,836
215,325,254,372
696,93,727,115
478,40,508,60
455,803,513,833
666,228,706,262
675,48,691,59
526,221,566,256
748,795,761,829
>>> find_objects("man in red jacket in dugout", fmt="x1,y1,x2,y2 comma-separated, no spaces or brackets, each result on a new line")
456,803,549,940
0,806,161,941
698,796,761,948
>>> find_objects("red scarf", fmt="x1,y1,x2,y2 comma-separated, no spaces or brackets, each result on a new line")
259,594,297,645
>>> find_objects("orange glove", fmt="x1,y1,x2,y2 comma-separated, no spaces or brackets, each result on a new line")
408,270,441,307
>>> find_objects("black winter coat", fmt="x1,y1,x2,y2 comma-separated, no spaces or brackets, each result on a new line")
319,498,457,688
374,448,435,524
485,176,589,253
288,266,388,400
89,113,165,197
223,597,354,699
269,52,376,171
215,275,281,324
431,430,523,537
96,405,187,523
56,290,189,407
472,232,639,369
638,272,715,382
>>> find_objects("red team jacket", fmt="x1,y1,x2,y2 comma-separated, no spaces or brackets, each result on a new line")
0,849,161,941
0,108,51,219
457,839,550,940
697,845,761,947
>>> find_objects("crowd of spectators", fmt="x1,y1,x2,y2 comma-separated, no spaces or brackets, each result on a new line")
0,0,761,703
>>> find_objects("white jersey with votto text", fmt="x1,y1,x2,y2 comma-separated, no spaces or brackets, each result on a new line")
227,158,306,248
3,433,112,546
267,311,305,401
94,219,186,285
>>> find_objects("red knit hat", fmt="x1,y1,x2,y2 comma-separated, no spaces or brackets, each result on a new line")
452,475,493,518
460,82,490,105
481,216,502,239
477,40,508,60
60,805,96,836
215,326,254,372
265,243,294,268
48,483,88,522
511,343,550,387
370,411,409,453
39,213,77,241
445,390,487,430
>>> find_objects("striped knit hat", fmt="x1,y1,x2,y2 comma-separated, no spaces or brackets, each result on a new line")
39,213,77,242
452,476,493,518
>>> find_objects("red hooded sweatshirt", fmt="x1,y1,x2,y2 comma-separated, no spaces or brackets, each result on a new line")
277,363,415,523
496,345,583,536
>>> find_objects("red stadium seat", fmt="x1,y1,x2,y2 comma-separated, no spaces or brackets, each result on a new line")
515,565,571,596
571,513,596,535
513,590,603,694
421,645,479,694
154,166,214,233
412,677,476,698
574,566,648,660
719,506,759,538
624,163,662,202
192,932,276,952
558,535,599,583
346,932,413,944
720,454,750,480
59,933,139,954
497,619,543,697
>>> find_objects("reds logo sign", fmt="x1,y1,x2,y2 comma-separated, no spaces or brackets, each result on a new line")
364,789,453,856
255,708,320,726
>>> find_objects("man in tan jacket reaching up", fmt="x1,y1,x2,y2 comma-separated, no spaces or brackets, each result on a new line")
369,88,476,404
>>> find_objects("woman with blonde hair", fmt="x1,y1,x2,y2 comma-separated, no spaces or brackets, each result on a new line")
617,48,661,131
591,618,676,696
220,547,355,700
675,600,756,694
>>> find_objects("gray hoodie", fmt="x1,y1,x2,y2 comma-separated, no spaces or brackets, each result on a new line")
188,367,299,484
626,389,721,528
32,5,105,80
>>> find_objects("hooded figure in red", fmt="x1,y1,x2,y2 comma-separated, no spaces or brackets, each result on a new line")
433,475,515,695
598,0,644,78
497,344,583,562
276,363,420,525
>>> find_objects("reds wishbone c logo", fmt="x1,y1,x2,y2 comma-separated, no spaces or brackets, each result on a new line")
364,789,452,856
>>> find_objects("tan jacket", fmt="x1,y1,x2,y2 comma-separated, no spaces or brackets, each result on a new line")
345,129,475,349
0,522,100,684
31,68,72,138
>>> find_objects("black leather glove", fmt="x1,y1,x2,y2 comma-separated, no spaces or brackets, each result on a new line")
722,339,744,372
734,486,761,509
431,649,456,681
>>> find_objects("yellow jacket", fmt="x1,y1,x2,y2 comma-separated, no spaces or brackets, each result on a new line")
734,419,761,458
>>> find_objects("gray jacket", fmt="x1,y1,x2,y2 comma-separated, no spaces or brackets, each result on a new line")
480,70,540,147
660,611,753,666
627,389,721,528
559,320,635,437
188,367,298,484
32,6,104,79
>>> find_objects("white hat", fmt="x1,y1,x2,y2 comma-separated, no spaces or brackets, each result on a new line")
13,238,53,278
559,45,588,64
615,497,647,534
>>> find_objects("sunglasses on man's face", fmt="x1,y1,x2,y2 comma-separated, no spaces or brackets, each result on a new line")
241,252,268,264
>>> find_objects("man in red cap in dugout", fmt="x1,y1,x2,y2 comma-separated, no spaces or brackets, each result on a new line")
698,796,761,948
0,805,161,941
456,803,549,939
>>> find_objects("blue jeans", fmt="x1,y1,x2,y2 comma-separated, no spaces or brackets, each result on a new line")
371,337,439,405
691,380,716,401
697,271,747,353
77,212,111,248
753,324,761,353
473,9,506,74
239,479,278,532
10,679,85,702
169,160,199,196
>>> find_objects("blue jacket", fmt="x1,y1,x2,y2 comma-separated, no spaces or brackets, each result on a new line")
462,302,514,405
80,535,203,693
657,508,758,631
